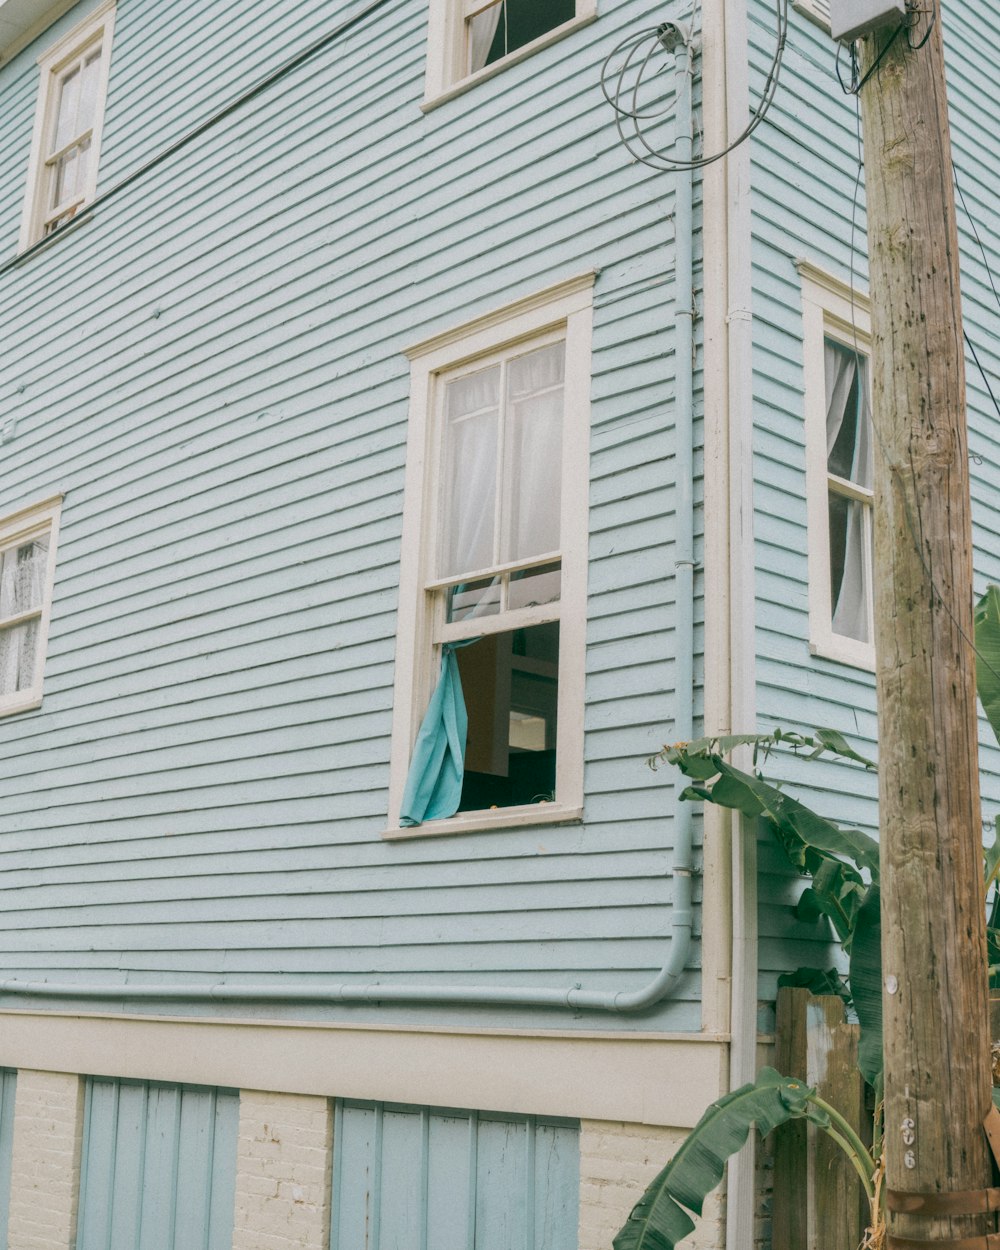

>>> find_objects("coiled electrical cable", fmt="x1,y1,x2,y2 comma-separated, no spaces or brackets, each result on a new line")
600,0,789,171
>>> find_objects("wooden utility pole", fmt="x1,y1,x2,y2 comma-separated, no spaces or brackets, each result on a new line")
858,4,994,1242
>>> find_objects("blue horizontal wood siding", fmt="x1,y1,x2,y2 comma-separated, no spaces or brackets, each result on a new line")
331,1100,580,1250
747,0,1000,1006
0,0,705,1032
76,1078,239,1250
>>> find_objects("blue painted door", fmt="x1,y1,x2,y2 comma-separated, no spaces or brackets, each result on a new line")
331,1100,579,1250
76,1078,238,1250
0,1070,15,1250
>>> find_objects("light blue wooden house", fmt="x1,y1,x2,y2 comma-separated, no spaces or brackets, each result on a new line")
0,0,997,1246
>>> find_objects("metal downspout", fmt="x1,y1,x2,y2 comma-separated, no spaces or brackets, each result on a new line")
0,29,698,1020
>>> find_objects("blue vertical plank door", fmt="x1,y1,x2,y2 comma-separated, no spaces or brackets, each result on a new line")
0,1070,16,1250
76,1078,239,1250
331,1100,579,1250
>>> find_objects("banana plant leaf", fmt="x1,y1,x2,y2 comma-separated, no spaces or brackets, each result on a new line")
975,586,1000,749
799,856,869,944
986,820,1000,898
848,884,883,1086
777,966,849,1002
613,1069,820,1250
672,752,880,878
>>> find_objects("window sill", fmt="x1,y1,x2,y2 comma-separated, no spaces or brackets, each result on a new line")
420,11,598,113
382,803,583,841
11,207,94,272
0,692,42,717
809,635,875,673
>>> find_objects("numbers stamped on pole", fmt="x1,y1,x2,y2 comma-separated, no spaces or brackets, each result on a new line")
901,1117,916,1168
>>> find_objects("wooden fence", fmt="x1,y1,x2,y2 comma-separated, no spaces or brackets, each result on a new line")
772,987,871,1250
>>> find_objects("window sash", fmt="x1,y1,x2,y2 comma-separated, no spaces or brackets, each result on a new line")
19,1,115,251
436,340,565,585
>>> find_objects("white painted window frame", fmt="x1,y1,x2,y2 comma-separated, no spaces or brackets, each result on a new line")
385,273,594,839
18,0,116,252
422,0,598,110
0,494,62,717
798,260,875,671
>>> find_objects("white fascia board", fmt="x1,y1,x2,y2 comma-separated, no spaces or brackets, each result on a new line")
0,0,75,61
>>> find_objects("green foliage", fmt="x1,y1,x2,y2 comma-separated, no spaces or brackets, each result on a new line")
849,886,883,1087
776,967,848,1001
612,1070,819,1250
660,734,884,1080
975,586,1000,749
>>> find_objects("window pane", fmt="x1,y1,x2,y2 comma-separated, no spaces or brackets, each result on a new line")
51,143,83,209
447,577,501,623
0,538,49,620
0,619,40,696
52,65,81,151
507,562,561,610
825,340,872,489
504,343,564,564
77,48,103,132
469,0,577,72
456,622,558,810
829,493,871,643
440,366,500,578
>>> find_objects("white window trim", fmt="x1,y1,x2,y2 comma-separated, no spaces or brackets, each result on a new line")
384,272,595,839
0,494,62,717
422,0,598,111
797,259,875,671
18,0,116,252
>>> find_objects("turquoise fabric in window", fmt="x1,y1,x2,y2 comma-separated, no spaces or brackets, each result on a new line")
399,647,468,826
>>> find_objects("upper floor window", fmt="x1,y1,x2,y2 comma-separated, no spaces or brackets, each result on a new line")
386,274,594,837
0,496,62,716
423,0,596,106
825,340,873,645
798,261,875,669
19,0,116,251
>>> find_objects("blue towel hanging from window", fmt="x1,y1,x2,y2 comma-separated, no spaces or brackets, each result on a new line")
399,646,468,826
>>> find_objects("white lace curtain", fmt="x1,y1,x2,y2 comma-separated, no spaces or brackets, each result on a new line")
0,539,47,696
825,342,872,642
468,1,503,72
441,343,564,583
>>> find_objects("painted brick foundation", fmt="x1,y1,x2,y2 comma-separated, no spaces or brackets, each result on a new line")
231,1090,334,1250
579,1120,725,1250
6,1071,84,1250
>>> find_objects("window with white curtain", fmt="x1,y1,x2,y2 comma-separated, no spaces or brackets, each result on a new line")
825,340,873,645
798,260,875,669
19,1,116,251
386,275,593,837
0,497,61,717
423,0,596,104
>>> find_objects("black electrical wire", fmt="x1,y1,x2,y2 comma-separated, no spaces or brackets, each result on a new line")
599,0,789,171
836,21,906,95
0,0,400,284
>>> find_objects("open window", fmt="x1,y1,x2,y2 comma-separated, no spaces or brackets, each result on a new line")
0,496,62,716
387,275,593,837
423,0,597,105
798,261,875,669
19,0,116,250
